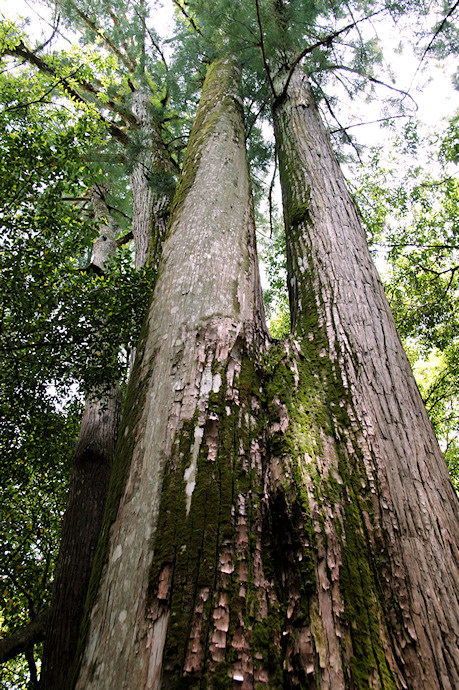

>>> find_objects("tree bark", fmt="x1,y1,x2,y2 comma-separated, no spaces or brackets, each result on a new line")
270,65,459,688
71,60,459,690
41,88,175,685
130,85,175,269
75,56,268,689
40,189,122,690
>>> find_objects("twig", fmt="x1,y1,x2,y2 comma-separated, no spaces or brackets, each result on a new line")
171,0,204,37
322,64,419,109
254,0,276,98
330,113,407,134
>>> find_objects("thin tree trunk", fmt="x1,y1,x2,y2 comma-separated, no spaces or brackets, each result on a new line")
270,65,459,688
75,56,268,689
40,188,122,690
131,85,175,269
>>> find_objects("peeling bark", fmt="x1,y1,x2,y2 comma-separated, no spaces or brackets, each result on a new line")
271,66,459,689
75,56,268,690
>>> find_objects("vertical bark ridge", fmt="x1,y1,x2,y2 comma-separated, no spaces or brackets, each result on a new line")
271,66,459,688
75,57,268,689
41,188,122,690
130,85,176,269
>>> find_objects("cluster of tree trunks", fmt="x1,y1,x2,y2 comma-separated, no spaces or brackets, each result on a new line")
72,58,458,689
2,54,458,689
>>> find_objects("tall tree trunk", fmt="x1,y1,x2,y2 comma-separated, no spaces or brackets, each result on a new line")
41,188,122,689
72,60,459,690
74,56,268,689
42,86,176,686
131,85,176,269
270,66,459,688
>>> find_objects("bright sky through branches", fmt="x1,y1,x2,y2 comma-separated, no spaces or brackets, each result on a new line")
2,0,458,144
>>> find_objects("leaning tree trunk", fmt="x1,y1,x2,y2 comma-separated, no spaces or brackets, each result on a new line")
41,187,122,690
74,56,269,689
269,65,459,688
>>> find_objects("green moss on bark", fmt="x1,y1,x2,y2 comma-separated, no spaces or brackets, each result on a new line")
146,347,267,688
263,270,397,688
167,58,243,229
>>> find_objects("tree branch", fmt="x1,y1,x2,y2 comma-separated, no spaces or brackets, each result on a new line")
313,77,363,164
4,41,136,138
330,114,407,134
254,0,276,99
107,9,138,72
0,609,50,664
116,230,134,247
276,12,383,105
322,64,418,109
68,2,137,73
419,0,459,67
171,0,204,37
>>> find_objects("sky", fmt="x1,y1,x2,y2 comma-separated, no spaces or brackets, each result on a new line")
1,1,458,300
2,0,458,141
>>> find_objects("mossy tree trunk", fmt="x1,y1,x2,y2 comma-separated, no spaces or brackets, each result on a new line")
72,59,459,690
74,57,269,689
269,65,459,688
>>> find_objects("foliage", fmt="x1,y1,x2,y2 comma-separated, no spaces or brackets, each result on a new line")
353,117,459,488
0,44,156,685
0,401,81,689
261,215,290,339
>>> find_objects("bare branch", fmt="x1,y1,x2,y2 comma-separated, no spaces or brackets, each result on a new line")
375,242,459,250
254,0,276,99
322,64,419,109
0,609,50,664
330,114,407,134
313,77,364,164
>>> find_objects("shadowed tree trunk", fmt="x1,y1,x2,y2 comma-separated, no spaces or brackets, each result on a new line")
40,187,123,689
71,58,459,690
